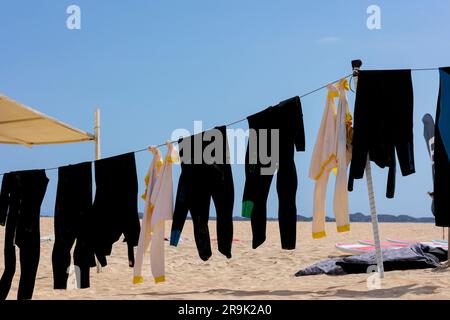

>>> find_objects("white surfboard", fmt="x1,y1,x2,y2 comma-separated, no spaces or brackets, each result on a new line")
432,239,448,245
335,242,405,255
387,238,447,249
358,240,409,247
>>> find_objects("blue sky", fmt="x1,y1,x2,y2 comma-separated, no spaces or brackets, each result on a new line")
1,0,449,219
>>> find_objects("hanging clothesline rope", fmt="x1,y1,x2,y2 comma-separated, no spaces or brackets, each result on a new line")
0,73,352,176
134,73,354,152
0,66,444,177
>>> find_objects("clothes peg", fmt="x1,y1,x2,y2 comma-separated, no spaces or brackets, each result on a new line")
337,78,350,91
327,83,339,99
147,145,158,153
165,140,180,163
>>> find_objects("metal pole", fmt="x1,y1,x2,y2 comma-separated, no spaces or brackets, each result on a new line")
351,60,385,278
365,156,385,278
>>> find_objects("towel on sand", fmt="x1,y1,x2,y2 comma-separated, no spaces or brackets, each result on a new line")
295,244,448,276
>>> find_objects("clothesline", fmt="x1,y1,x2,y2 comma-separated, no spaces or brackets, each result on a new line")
134,73,355,152
0,73,352,176
0,66,444,177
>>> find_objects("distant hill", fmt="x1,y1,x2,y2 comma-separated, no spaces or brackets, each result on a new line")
346,212,435,223
235,212,435,223
43,212,435,223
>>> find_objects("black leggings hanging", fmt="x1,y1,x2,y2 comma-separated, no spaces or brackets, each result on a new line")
52,162,95,289
91,153,141,267
242,96,305,250
0,170,48,300
170,126,234,261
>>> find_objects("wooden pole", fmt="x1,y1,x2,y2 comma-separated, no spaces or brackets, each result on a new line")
95,108,101,161
94,108,102,273
351,60,385,278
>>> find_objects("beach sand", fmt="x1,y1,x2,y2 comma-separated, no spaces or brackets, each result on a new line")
1,219,449,300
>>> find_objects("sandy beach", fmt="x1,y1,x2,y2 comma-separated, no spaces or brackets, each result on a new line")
1,219,449,300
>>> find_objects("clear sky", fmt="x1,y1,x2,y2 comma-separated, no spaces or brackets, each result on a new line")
1,0,450,219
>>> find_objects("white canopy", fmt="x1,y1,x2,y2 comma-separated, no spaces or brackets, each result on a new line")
0,94,95,147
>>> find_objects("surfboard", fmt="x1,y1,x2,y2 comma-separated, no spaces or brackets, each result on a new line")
335,242,405,255
433,239,448,245
358,240,409,247
386,238,415,245
422,114,436,217
387,238,447,248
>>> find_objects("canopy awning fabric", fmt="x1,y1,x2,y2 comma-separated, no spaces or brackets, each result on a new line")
0,94,94,147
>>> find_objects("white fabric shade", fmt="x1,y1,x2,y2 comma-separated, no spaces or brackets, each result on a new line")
0,94,94,147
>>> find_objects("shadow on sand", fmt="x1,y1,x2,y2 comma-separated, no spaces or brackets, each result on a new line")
116,284,440,299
